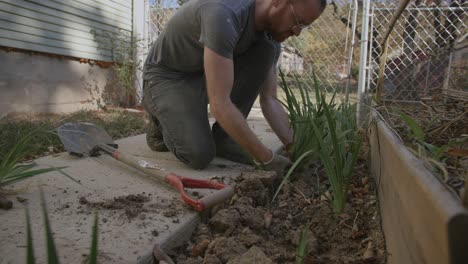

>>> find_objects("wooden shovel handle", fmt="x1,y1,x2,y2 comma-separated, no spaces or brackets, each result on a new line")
99,143,167,181
98,144,234,211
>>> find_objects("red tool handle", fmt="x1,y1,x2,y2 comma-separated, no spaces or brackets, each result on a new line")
165,173,235,211
99,144,235,211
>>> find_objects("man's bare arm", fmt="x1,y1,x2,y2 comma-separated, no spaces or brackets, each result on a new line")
204,47,272,162
259,66,293,147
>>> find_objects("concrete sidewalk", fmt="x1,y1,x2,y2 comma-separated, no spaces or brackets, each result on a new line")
0,107,281,264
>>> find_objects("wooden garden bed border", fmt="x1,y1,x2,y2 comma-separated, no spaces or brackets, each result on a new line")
369,111,468,264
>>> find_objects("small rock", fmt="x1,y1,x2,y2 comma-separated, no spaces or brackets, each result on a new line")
227,246,273,264
203,254,221,264
237,178,268,206
195,224,211,236
241,227,251,234
238,234,263,247
240,171,278,188
234,205,264,230
234,196,253,206
209,209,240,233
212,237,247,263
288,227,318,255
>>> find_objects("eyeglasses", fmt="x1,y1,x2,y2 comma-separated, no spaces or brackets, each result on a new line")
289,1,309,36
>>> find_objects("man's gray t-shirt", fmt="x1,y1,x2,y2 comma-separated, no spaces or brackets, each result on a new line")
144,0,276,79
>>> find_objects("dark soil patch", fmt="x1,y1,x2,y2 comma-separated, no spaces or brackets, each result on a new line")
167,159,386,263
78,193,181,221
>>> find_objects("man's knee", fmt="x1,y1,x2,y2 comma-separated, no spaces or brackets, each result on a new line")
178,144,215,170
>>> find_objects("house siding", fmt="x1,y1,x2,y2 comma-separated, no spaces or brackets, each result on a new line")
0,0,133,62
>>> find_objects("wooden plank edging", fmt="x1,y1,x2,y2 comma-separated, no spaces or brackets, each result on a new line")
369,113,468,264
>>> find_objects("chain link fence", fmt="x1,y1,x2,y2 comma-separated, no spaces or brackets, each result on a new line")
145,0,358,100
144,1,467,104
282,0,361,100
368,1,467,102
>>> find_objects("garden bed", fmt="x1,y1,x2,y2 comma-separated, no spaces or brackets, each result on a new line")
369,110,468,264
376,100,467,196
161,150,386,263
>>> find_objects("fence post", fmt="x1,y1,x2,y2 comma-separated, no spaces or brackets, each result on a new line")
345,0,359,103
133,0,147,104
357,0,371,127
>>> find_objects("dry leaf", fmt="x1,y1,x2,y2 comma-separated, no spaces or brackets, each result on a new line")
447,148,468,157
363,241,375,260
191,239,210,257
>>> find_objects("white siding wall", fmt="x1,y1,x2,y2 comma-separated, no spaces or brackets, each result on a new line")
0,0,133,62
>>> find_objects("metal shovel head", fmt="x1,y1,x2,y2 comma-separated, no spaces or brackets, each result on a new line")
57,122,117,156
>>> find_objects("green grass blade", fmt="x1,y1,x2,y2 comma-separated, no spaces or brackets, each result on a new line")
2,163,37,180
40,190,59,264
55,168,81,185
272,150,314,202
25,208,36,264
1,167,67,186
88,212,99,264
296,224,310,264
322,95,343,173
399,111,425,143
0,130,36,170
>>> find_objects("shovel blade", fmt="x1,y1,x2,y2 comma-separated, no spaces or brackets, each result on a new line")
57,122,117,156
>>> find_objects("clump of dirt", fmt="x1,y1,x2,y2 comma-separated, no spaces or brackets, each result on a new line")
168,160,386,263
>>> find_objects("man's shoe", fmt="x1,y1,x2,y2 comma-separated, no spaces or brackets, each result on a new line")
146,117,169,152
214,137,253,165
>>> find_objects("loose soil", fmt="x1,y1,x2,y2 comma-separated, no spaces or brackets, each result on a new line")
165,154,386,263
77,193,182,223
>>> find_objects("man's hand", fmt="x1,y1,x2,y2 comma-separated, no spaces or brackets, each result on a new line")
274,143,294,158
257,153,292,176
